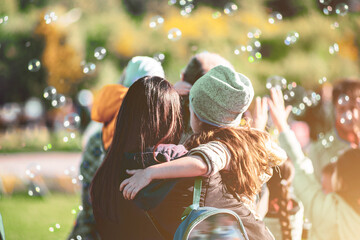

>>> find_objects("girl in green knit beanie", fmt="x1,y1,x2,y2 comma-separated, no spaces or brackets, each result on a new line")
120,65,287,205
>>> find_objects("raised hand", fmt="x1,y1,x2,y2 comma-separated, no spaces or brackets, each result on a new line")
267,88,292,132
252,96,269,131
119,169,152,200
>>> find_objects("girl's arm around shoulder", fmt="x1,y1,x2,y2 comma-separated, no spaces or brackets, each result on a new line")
119,155,208,200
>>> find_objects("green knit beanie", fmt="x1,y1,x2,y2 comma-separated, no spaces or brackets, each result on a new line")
189,65,254,127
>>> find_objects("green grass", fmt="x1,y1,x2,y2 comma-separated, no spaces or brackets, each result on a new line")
0,193,81,240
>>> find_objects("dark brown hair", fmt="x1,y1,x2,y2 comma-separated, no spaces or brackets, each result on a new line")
90,76,182,221
336,148,360,214
332,78,360,105
184,121,285,201
267,160,295,240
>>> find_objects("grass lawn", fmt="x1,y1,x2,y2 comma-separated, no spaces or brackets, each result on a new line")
0,193,81,240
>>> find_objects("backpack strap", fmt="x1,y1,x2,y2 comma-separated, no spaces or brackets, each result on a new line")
181,177,202,221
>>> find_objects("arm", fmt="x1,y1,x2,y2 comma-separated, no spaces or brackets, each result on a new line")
120,155,207,200
120,140,231,200
268,88,337,227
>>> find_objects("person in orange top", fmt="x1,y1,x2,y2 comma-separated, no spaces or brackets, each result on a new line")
67,56,165,240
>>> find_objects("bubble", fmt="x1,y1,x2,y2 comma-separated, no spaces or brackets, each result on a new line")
28,190,34,196
49,227,54,232
319,0,332,5
335,3,349,16
149,15,164,29
224,2,238,15
303,92,319,107
255,52,262,59
83,62,96,74
78,175,84,181
70,132,76,139
94,47,107,60
28,59,41,72
268,12,283,24
25,163,41,179
329,43,339,55
51,94,66,108
168,0,177,5
0,16,9,25
179,0,186,5
63,136,69,142
234,45,246,55
24,97,43,120
64,113,81,131
323,6,333,15
340,110,353,125
247,28,262,39
248,56,255,63
180,4,194,17
76,235,82,240
337,94,350,106
25,41,31,47
330,22,339,30
167,28,182,41
43,86,57,100
266,76,287,90
212,11,222,19
55,224,61,229
153,52,165,62
0,103,21,124
77,89,94,107
284,31,299,46
318,77,327,84
44,11,58,24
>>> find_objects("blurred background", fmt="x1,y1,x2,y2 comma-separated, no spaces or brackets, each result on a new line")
0,0,359,239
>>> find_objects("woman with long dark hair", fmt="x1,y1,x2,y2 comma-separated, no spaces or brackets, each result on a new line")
90,76,190,239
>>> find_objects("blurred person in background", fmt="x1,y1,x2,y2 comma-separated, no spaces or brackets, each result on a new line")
173,51,234,141
306,79,360,181
321,162,336,194
67,56,164,240
264,160,304,240
268,88,360,240
302,82,334,142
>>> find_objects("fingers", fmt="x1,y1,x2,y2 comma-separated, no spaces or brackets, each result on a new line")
255,96,261,115
126,169,139,175
262,97,268,114
130,187,140,200
285,105,292,118
123,183,135,200
120,178,129,191
267,97,275,112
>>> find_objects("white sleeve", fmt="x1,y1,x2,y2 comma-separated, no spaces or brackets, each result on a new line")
188,141,231,176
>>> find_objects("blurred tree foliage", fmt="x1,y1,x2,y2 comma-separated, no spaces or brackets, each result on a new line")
0,0,359,105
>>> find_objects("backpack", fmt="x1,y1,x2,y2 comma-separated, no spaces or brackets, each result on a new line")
173,178,249,240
